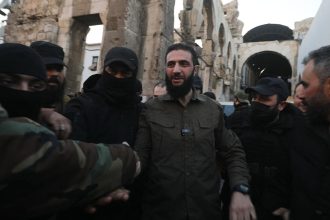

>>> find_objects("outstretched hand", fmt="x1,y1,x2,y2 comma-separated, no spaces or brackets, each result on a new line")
84,188,130,214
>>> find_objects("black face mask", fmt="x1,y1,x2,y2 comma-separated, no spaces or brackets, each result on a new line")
0,86,46,121
43,76,64,107
97,73,136,105
250,101,279,126
166,73,194,99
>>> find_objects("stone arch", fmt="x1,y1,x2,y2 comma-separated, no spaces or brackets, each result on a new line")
218,23,225,55
226,41,232,70
65,14,103,93
241,51,292,92
202,0,214,40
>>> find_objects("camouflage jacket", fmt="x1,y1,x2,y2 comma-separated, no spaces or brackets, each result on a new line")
0,105,138,219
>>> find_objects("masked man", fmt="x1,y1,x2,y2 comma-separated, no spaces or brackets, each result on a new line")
63,47,143,220
225,77,296,220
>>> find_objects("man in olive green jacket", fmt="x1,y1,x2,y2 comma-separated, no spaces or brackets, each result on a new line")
0,104,139,219
135,43,255,220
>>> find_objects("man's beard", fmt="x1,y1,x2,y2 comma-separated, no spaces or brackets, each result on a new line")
304,89,330,124
165,73,194,99
44,76,65,107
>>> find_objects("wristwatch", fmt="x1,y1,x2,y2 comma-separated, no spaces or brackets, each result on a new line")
232,184,250,195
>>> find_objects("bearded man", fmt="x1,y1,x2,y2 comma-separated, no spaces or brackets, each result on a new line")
30,41,67,113
135,43,255,220
289,45,330,220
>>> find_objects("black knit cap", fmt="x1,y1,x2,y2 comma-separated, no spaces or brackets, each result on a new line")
0,43,47,81
104,47,138,73
30,41,65,66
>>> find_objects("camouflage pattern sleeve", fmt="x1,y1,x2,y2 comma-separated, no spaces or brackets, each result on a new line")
0,105,138,219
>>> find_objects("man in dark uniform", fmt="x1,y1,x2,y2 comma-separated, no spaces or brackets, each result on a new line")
135,43,256,220
31,41,67,113
225,77,294,220
63,47,142,220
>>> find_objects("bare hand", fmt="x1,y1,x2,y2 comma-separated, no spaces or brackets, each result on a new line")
273,207,290,220
40,108,72,139
230,192,257,220
84,188,130,214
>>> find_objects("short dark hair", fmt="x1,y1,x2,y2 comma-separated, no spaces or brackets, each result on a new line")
303,45,330,82
165,43,199,66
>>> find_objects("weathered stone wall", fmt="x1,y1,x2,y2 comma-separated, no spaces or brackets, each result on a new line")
5,0,62,44
4,0,242,99
178,0,242,101
4,0,174,95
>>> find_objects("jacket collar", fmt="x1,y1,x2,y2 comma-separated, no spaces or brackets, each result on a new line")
159,89,207,102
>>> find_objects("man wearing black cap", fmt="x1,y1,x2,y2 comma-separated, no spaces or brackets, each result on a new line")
63,46,142,220
30,41,67,113
0,42,71,138
224,77,297,220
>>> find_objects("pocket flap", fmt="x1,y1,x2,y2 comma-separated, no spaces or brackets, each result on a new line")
149,116,175,128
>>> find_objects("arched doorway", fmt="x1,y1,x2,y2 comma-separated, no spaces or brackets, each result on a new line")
241,51,292,92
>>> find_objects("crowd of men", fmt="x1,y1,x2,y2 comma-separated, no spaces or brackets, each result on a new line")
0,41,329,220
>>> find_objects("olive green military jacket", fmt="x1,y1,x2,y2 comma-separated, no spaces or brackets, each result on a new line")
0,105,138,219
135,92,250,220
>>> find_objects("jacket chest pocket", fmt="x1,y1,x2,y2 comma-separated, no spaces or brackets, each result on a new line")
149,116,179,159
195,117,216,158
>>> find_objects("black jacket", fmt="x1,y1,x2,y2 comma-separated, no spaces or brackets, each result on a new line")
64,89,141,146
289,114,330,220
62,81,143,220
225,104,298,220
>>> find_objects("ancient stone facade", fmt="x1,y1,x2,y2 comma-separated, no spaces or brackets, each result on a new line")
4,0,175,96
238,41,299,92
177,0,243,100
4,0,310,100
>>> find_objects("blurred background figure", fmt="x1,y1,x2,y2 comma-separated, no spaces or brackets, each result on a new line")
293,83,307,112
233,91,250,109
153,80,167,97
203,91,216,100
192,75,203,94
82,73,101,93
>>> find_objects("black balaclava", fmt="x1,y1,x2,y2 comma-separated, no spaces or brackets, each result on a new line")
0,43,47,120
250,101,280,127
166,72,194,99
95,47,139,106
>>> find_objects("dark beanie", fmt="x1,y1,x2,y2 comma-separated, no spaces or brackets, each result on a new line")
0,43,47,81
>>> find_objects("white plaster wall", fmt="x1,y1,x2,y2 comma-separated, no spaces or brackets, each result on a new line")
297,0,330,76
80,43,101,89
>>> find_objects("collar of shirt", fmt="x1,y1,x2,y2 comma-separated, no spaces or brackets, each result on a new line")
159,89,207,103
